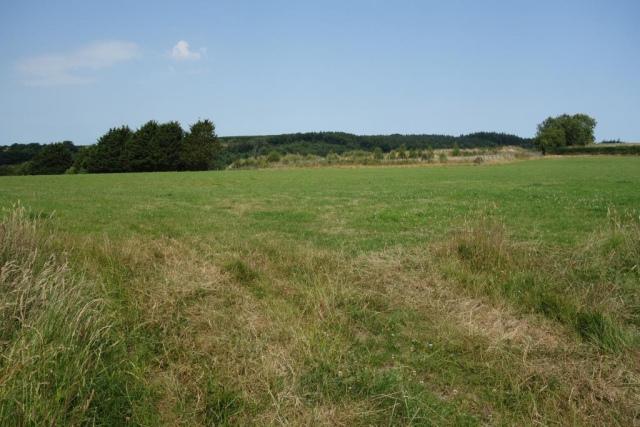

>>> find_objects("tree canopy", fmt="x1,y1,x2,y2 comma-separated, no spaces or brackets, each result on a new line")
86,126,132,173
28,143,74,175
179,119,220,171
534,114,596,154
83,119,219,173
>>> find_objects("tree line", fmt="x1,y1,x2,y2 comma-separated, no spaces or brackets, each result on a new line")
0,129,534,175
3,112,626,176
0,119,220,175
220,131,533,165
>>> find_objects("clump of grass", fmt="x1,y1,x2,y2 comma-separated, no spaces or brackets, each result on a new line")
603,208,640,274
451,218,516,273
0,205,130,424
575,311,628,351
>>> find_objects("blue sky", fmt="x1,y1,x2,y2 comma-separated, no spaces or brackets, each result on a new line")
1,0,638,144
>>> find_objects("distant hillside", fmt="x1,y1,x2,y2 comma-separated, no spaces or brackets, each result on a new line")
220,131,533,164
2,132,533,171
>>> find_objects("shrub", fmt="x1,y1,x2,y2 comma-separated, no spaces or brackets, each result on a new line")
326,151,339,163
282,153,303,164
396,144,407,159
267,151,282,163
439,153,448,163
451,142,461,157
0,164,20,176
373,147,384,160
422,146,435,162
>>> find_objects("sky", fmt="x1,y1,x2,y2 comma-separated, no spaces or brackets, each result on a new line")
0,0,638,145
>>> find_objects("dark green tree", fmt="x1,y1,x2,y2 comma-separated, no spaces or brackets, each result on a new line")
28,143,73,175
155,121,184,171
73,145,94,172
535,113,596,154
180,119,220,171
0,143,43,166
534,127,565,155
126,121,159,172
87,126,133,173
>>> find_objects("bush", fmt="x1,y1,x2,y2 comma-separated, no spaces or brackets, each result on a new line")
451,142,461,157
326,151,339,163
373,147,384,160
0,164,21,176
267,151,282,163
439,153,448,163
396,144,407,159
422,146,435,162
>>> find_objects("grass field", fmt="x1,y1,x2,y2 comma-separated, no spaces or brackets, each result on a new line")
1,157,639,425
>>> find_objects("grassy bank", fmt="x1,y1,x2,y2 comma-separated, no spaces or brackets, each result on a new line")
1,157,639,425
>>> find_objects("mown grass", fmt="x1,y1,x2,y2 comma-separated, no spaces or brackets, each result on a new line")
1,157,639,425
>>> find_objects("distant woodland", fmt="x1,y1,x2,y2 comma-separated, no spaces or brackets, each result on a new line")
4,122,633,176
1,129,534,175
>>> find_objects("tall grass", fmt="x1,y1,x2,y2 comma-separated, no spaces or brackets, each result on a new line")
0,205,130,425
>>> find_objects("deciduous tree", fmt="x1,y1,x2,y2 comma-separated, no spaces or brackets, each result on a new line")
535,113,596,154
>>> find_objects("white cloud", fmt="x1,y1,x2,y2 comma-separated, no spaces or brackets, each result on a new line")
170,40,206,61
17,41,140,87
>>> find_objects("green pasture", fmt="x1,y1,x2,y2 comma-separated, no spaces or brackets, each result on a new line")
1,157,638,250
